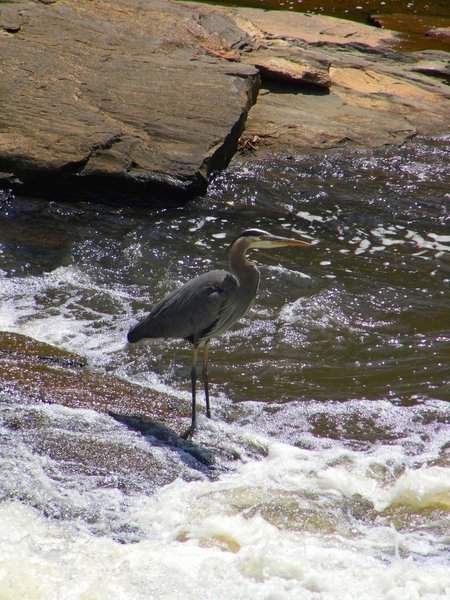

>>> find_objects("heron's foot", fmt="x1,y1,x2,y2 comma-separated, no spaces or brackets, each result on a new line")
181,424,196,440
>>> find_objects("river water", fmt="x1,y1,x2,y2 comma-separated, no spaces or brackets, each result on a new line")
206,0,450,51
0,136,449,598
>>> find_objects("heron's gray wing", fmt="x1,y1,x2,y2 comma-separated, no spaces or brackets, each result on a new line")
127,270,238,343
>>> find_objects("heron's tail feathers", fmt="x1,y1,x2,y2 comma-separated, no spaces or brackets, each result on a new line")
127,312,167,343
127,323,143,343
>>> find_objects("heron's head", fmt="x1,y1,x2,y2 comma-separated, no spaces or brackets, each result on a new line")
231,228,311,252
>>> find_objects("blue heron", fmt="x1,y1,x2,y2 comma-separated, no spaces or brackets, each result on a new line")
127,229,311,437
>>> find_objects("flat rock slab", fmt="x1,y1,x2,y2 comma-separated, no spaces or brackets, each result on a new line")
226,7,450,155
0,0,258,204
1,1,449,202
232,7,398,48
1,329,269,489
242,50,331,89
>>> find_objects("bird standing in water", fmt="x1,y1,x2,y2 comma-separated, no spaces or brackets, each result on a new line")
127,228,310,437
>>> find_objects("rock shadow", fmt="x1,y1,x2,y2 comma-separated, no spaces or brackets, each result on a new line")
109,411,215,471
261,80,331,96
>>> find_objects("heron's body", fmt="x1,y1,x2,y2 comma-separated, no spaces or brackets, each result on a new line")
128,269,242,344
127,229,310,436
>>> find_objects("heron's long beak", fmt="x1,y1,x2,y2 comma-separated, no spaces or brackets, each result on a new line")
251,234,311,249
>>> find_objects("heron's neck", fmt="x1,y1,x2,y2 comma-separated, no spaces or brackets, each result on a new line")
228,238,260,283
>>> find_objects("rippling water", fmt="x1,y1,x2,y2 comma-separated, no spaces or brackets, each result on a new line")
0,136,449,598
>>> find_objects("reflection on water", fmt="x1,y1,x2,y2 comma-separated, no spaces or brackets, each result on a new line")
0,136,449,598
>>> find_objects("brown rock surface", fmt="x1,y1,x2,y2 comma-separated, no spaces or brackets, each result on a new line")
242,51,331,89
0,0,259,204
1,0,449,201
409,52,450,79
0,331,216,490
0,331,186,429
0,331,253,471
232,7,397,48
426,27,450,41
225,7,450,156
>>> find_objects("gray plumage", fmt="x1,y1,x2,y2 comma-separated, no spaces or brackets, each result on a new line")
127,228,310,437
127,269,250,345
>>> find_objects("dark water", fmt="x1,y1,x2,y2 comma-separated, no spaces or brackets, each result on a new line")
204,0,450,51
0,136,449,598
1,137,449,413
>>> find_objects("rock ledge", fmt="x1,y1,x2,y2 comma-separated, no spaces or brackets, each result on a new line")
1,0,449,204
0,0,259,205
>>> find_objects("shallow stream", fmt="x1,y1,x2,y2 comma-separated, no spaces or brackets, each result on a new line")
0,136,449,598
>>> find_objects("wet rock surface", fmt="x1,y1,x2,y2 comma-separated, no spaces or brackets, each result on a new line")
0,333,180,426
0,330,268,489
0,331,218,479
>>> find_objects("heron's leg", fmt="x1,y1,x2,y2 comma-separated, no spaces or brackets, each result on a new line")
202,340,211,419
183,343,199,439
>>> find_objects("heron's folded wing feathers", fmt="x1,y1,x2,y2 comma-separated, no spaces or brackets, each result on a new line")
127,270,238,342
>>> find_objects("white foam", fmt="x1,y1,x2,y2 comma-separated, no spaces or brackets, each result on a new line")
0,265,132,369
380,238,404,246
3,437,450,600
279,289,353,333
188,218,206,232
406,230,449,252
362,226,450,254
266,264,311,279
296,210,326,223
355,239,371,254
428,233,450,243
382,466,450,511
371,227,397,238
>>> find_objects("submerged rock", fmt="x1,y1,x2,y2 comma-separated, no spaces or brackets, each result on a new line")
0,332,192,447
368,12,450,51
426,27,450,41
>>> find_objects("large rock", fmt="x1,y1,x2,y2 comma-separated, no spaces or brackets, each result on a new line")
231,6,398,48
0,331,265,476
226,7,450,155
0,0,259,204
0,331,185,428
1,1,449,201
